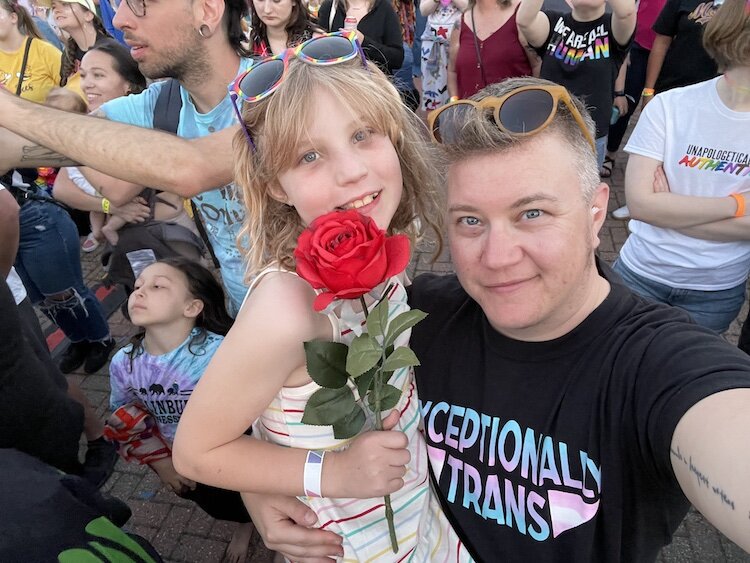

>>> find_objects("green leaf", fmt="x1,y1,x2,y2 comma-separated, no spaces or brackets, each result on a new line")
366,297,390,339
367,383,402,412
383,309,428,349
356,366,377,399
304,341,350,389
382,346,420,372
332,405,367,439
302,386,357,426
347,334,382,377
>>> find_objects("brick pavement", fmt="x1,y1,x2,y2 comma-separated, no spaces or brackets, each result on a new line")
59,143,750,562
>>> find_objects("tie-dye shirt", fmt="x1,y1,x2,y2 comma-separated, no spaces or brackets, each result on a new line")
109,329,223,443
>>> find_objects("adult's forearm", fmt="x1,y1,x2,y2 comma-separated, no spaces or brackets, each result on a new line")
608,0,636,21
52,169,106,213
517,0,544,31
676,217,750,242
625,156,741,228
644,35,671,89
0,127,77,173
672,389,750,554
0,91,235,195
79,168,145,206
629,191,739,229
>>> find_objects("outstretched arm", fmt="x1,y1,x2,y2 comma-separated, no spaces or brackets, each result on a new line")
671,389,750,553
608,0,636,46
0,89,236,195
516,0,550,48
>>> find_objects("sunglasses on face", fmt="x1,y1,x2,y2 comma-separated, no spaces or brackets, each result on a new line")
427,85,596,154
229,31,367,150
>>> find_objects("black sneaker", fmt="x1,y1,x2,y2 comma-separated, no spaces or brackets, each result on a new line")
84,338,116,374
59,340,91,374
81,436,119,489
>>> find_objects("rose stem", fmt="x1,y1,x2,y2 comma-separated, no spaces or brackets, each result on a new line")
361,294,399,553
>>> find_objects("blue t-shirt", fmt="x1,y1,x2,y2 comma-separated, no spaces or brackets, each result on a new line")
98,0,126,45
100,58,253,314
109,329,223,443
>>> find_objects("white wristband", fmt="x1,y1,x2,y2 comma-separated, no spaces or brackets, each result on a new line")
304,450,326,498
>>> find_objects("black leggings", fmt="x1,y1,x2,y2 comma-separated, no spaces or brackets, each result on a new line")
180,483,251,523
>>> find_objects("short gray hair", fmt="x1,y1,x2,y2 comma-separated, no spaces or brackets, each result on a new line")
437,77,600,203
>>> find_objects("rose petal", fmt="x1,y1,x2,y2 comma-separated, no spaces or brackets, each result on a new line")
384,235,411,278
313,291,336,312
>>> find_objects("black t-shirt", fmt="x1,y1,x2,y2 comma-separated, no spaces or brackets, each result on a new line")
652,0,719,92
536,12,632,138
409,266,750,562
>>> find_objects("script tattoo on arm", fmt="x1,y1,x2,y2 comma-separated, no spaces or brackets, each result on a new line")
671,445,736,511
19,144,77,166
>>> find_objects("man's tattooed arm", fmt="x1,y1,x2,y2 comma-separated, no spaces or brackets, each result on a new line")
19,144,78,167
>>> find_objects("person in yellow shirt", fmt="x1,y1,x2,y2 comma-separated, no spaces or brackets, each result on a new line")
0,0,61,103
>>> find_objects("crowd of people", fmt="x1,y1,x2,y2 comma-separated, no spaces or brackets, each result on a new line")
1,0,750,559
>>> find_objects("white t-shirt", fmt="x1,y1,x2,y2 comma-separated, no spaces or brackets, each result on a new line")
620,77,750,291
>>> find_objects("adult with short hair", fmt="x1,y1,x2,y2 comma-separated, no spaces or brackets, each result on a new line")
239,77,750,562
614,0,750,335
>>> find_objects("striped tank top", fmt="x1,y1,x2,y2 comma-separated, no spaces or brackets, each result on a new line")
248,267,474,562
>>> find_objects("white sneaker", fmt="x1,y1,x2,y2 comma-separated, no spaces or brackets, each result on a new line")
612,205,630,220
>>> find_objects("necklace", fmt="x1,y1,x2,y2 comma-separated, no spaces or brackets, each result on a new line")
723,73,750,94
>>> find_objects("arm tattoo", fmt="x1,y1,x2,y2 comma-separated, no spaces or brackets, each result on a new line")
20,145,77,166
671,446,736,511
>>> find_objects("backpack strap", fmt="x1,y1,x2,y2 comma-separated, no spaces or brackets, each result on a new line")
153,79,220,268
153,78,181,133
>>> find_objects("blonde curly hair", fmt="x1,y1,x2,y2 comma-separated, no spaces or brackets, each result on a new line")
234,58,444,279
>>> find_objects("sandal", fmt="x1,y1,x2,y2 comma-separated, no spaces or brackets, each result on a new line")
81,233,100,253
600,155,614,179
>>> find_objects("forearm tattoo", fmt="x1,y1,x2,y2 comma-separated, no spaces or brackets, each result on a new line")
19,145,77,166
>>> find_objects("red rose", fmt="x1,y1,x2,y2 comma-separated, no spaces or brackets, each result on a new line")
294,210,410,311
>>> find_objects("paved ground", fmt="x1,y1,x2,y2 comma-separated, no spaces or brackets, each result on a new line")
54,137,750,562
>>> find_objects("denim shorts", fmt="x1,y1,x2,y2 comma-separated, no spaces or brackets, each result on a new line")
612,259,746,334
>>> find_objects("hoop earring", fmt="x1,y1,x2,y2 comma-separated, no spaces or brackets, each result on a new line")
198,24,212,38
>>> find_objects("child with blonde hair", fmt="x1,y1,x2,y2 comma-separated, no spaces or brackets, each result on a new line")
173,33,473,561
